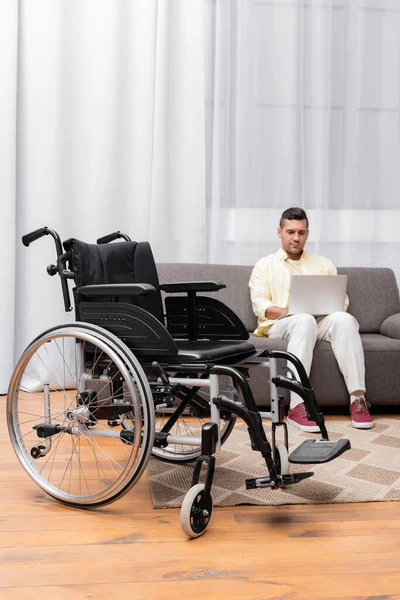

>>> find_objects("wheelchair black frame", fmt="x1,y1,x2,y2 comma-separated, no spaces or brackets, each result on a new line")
14,226,351,534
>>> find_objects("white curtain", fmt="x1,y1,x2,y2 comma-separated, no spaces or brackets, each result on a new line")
0,0,18,395
204,0,400,273
2,0,400,394
0,0,206,392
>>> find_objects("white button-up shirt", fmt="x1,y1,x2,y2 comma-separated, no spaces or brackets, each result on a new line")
249,247,348,336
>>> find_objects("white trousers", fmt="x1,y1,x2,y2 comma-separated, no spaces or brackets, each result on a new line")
268,312,366,407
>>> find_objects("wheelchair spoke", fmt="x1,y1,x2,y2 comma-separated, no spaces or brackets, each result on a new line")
19,372,76,413
54,338,76,388
152,387,236,463
7,325,154,507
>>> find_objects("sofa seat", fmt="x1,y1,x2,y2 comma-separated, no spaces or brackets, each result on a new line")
157,263,400,407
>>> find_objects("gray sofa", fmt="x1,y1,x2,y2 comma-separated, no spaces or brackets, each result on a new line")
157,263,400,408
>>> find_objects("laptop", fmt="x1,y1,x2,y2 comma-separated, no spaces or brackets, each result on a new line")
282,274,348,318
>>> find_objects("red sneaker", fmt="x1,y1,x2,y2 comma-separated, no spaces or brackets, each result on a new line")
350,398,374,429
287,403,320,433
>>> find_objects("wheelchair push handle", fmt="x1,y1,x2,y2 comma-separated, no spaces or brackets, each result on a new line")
22,227,50,247
97,231,131,244
22,227,64,257
22,226,73,312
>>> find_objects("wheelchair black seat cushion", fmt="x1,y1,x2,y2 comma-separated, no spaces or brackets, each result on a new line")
63,238,164,322
167,340,255,364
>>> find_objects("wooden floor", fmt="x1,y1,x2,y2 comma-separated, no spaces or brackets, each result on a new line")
2,394,400,600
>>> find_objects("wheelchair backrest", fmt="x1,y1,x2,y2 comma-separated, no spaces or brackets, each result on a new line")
63,238,164,323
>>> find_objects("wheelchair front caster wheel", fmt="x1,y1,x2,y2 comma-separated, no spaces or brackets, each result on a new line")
180,483,213,538
275,443,290,476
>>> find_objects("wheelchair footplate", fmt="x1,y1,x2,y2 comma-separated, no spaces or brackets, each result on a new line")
288,438,351,464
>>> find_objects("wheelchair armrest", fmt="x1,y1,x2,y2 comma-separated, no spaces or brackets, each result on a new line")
159,281,226,293
160,282,225,340
77,283,156,297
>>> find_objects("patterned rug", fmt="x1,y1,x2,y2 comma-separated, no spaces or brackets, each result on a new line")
147,417,400,508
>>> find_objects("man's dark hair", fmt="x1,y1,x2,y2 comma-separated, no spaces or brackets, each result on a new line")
279,207,309,229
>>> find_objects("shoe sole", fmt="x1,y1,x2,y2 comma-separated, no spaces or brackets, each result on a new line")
287,417,320,433
351,420,374,429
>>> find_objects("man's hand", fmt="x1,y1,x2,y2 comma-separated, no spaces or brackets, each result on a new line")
265,306,288,320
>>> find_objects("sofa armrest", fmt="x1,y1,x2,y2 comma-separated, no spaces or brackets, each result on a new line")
380,313,400,339
160,281,226,293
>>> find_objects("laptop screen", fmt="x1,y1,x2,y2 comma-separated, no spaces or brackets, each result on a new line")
287,275,348,316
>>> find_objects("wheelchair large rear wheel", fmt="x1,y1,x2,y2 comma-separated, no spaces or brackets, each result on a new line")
7,323,154,508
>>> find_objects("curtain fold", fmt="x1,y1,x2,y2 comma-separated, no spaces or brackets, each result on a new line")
204,0,400,271
0,0,18,393
2,0,400,394
1,0,206,393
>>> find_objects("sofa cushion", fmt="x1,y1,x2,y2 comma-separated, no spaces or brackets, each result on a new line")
338,267,400,333
249,333,287,351
380,313,400,339
251,331,400,352
250,332,400,406
158,264,400,336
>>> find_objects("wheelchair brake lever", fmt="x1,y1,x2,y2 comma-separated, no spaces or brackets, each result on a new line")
152,361,170,385
55,251,73,311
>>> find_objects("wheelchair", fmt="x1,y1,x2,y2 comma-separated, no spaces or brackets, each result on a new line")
7,227,351,538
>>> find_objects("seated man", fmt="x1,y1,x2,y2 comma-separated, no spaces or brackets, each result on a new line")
249,207,373,431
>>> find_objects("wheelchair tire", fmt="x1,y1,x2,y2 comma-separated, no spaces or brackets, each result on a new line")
180,483,213,538
7,323,155,508
275,443,290,476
